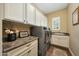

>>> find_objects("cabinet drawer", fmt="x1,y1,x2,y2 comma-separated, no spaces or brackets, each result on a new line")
18,40,38,56
7,41,33,56
7,40,38,56
17,48,30,56
28,45,37,56
51,35,69,47
18,45,37,56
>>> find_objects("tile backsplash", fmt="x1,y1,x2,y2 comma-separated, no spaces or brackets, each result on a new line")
2,20,31,38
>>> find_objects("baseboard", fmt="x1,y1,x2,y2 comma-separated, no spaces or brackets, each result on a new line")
68,48,75,56
51,44,69,50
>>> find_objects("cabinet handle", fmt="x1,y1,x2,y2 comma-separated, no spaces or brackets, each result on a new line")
25,20,28,23
24,20,26,22
27,50,31,53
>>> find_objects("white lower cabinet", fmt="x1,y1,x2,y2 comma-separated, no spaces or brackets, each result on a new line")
21,44,37,56
19,40,38,56
28,44,37,56
51,35,69,48
6,40,38,56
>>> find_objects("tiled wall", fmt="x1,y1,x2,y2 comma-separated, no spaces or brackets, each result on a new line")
3,20,31,37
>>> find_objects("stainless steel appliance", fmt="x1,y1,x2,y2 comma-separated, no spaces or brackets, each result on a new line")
31,26,52,56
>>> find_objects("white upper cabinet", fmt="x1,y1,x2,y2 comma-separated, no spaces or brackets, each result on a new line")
0,3,4,19
40,13,48,27
4,3,24,23
3,3,47,26
26,4,36,25
36,9,48,27
40,14,44,26
36,9,42,26
44,16,48,27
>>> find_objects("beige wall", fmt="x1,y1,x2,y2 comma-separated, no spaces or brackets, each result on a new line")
68,3,79,55
47,8,68,33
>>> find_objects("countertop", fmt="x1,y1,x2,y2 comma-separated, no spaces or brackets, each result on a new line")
52,32,69,36
3,36,38,53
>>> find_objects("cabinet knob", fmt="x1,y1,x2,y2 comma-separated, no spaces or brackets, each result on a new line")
24,20,26,22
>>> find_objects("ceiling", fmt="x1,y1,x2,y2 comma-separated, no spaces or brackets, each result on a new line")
33,3,68,14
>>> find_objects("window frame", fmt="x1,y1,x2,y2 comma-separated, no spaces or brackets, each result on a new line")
52,16,60,30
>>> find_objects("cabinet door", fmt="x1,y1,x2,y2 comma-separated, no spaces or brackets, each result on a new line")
40,14,46,27
36,9,41,26
44,17,48,27
28,46,37,56
28,40,38,56
26,4,36,25
0,3,4,19
19,45,37,56
19,40,38,56
4,3,24,23
40,15,44,26
51,35,69,48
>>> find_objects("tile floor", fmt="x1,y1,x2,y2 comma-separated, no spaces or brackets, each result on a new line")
46,46,71,56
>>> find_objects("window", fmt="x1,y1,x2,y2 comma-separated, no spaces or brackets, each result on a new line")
52,17,60,30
